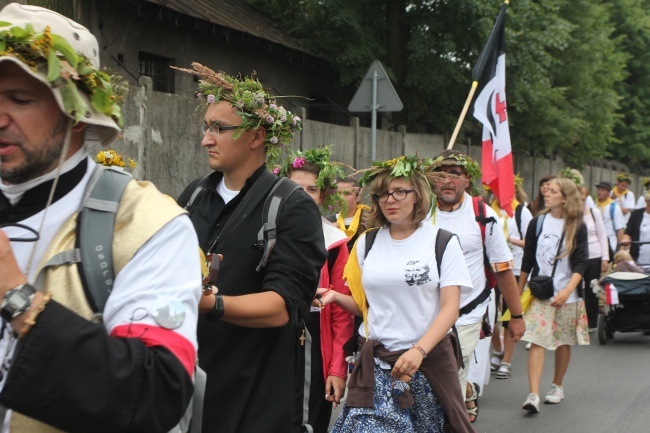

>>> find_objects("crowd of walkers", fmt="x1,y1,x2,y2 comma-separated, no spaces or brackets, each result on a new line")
1,4,647,433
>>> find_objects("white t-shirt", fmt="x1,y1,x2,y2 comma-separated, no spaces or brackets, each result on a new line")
583,209,609,260
597,202,625,252
355,224,472,352
426,193,514,326
497,204,532,276
217,178,240,204
535,214,580,304
635,194,648,209
612,190,635,223
637,213,650,271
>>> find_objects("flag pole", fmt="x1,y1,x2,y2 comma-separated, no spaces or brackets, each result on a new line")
447,81,478,149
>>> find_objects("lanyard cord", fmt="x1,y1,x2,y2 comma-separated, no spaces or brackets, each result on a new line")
24,119,73,281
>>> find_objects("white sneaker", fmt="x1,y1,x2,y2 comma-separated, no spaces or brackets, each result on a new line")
544,383,564,404
522,393,540,413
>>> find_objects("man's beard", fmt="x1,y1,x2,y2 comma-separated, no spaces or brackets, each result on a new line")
0,124,67,185
436,188,464,205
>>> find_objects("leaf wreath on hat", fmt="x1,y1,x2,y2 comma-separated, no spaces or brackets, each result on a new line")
171,63,302,166
642,177,650,188
616,173,632,184
274,146,347,212
427,152,482,196
0,22,127,126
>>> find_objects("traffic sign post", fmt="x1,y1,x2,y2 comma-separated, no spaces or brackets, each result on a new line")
348,60,403,162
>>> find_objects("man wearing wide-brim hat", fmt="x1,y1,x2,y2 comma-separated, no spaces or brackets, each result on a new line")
595,180,625,260
0,3,201,432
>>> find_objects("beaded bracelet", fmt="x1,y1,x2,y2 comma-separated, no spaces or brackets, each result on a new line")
412,344,427,358
19,293,51,340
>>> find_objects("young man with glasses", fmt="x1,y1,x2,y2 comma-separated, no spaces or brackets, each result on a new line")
175,64,326,433
427,149,525,423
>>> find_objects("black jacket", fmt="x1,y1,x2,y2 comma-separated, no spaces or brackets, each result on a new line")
625,208,646,262
178,166,327,433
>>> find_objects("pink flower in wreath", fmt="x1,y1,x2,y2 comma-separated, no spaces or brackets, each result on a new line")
292,157,306,169
272,166,281,175
206,94,216,104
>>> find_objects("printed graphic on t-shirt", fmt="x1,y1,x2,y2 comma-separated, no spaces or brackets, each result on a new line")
539,233,566,268
404,260,431,286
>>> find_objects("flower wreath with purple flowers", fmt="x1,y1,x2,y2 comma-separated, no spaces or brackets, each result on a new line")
171,62,302,165
274,146,348,212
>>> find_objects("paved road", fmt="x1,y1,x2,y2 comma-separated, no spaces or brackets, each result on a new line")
329,331,650,432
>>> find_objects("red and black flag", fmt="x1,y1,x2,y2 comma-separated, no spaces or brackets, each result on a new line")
472,2,514,216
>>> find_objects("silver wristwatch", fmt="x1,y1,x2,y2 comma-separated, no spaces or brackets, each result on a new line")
1,284,36,322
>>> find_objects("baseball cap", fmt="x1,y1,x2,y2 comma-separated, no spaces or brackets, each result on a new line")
595,181,613,191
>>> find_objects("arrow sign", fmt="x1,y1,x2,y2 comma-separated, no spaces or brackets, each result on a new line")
348,60,403,112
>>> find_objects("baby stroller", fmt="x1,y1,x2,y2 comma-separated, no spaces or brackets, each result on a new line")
594,272,650,345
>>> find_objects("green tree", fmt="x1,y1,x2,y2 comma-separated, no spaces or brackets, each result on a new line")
608,0,650,172
247,0,627,167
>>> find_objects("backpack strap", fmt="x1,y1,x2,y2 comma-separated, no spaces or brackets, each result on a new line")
33,166,132,312
256,177,301,271
327,247,340,278
535,214,546,237
515,203,524,239
435,228,454,279
472,196,497,288
610,201,616,222
75,165,132,313
363,228,380,259
184,175,210,213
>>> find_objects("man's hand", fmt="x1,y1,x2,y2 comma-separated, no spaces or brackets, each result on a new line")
508,318,525,342
0,230,27,294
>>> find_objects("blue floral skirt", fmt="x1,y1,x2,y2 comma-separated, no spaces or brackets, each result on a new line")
331,360,445,433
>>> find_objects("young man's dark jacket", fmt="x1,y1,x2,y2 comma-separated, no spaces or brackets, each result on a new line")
177,165,326,433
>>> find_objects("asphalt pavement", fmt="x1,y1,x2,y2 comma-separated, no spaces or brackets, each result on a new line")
329,331,650,432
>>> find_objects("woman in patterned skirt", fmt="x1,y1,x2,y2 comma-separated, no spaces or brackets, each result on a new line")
519,177,589,413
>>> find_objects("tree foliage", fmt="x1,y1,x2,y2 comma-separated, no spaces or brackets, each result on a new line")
246,0,648,169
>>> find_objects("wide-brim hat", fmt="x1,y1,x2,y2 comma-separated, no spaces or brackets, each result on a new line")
595,180,613,191
0,3,120,146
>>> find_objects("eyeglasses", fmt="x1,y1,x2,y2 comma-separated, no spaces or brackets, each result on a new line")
373,189,415,203
201,121,240,136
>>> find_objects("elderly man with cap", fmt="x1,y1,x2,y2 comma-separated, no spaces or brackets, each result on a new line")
595,180,625,259
0,3,201,432
427,149,525,423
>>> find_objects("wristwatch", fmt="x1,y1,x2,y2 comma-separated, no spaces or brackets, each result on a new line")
1,284,36,322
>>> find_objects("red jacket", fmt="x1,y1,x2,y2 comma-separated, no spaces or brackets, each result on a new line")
319,224,354,380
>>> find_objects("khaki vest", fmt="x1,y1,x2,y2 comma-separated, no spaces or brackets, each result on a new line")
10,180,185,432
